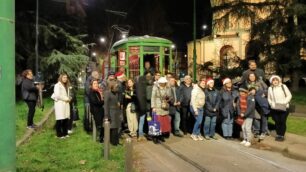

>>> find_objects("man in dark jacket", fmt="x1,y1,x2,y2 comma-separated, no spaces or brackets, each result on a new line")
169,77,183,137
179,75,193,135
240,60,266,85
136,71,153,141
21,69,40,129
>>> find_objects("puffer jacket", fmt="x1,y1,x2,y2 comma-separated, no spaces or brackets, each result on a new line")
219,88,239,118
190,84,205,114
268,83,292,109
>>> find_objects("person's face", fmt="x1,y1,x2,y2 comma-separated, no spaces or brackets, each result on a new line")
239,91,247,96
159,83,167,88
119,67,125,73
108,75,115,81
169,78,176,87
145,62,150,69
166,74,172,81
249,89,256,95
199,79,206,88
26,71,33,80
249,62,257,70
92,71,99,79
207,81,214,88
128,80,134,87
62,75,68,83
92,80,99,90
225,81,232,88
145,73,152,81
272,78,279,86
155,73,161,81
185,77,192,85
249,74,256,82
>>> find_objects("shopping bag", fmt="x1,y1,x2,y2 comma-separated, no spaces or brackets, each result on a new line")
148,112,161,136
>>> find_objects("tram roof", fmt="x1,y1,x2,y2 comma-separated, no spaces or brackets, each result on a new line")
111,35,173,51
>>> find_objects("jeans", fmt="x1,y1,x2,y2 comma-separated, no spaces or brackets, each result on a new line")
252,119,261,135
260,114,269,134
271,109,289,136
190,106,204,135
242,118,253,142
221,115,233,137
26,100,36,126
170,111,181,132
180,106,191,134
204,115,217,137
138,113,147,137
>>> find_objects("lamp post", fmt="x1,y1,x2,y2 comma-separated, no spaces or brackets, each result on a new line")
171,45,178,75
202,24,207,37
193,0,197,81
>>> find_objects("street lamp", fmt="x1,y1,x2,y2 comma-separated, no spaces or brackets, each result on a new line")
100,37,106,43
92,52,97,57
202,24,207,37
121,34,127,39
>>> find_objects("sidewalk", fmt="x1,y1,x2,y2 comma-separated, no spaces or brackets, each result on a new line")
259,131,306,161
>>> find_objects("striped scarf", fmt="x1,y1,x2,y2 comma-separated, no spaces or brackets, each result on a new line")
239,95,247,113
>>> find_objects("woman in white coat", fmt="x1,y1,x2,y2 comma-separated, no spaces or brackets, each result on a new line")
268,75,292,141
52,74,71,138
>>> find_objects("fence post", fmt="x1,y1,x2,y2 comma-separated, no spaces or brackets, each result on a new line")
103,118,110,160
125,138,133,172
92,116,96,142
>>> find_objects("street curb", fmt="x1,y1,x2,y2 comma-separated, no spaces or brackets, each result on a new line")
16,107,54,147
260,133,306,161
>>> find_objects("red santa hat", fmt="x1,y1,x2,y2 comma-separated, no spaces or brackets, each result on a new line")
115,72,125,79
206,77,214,85
222,78,231,85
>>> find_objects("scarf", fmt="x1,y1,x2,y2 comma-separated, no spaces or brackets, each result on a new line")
239,95,247,113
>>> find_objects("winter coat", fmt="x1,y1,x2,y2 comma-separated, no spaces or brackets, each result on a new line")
179,82,193,107
268,83,292,109
136,75,152,115
219,88,239,119
190,84,206,114
204,88,221,116
169,86,181,115
89,89,104,123
104,90,121,128
51,82,70,120
21,78,38,101
237,94,256,119
151,85,173,116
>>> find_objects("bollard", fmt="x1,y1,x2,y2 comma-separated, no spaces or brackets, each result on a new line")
92,116,96,142
125,138,133,172
104,118,110,160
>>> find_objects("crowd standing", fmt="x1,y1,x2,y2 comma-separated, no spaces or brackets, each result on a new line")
21,59,293,147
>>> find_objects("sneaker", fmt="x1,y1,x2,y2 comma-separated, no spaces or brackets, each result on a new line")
68,130,73,134
210,136,218,140
27,126,35,129
58,136,65,139
174,131,183,137
197,135,204,141
137,136,146,142
244,141,251,147
190,134,199,141
65,135,70,138
240,140,247,145
204,136,211,140
259,134,265,140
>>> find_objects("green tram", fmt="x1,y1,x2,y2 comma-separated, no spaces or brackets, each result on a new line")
110,35,174,78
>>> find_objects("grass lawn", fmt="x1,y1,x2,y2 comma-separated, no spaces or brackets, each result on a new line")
16,91,125,172
269,116,306,137
291,88,306,105
16,98,53,140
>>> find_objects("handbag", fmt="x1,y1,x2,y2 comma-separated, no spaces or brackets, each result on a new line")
148,112,161,136
274,103,287,112
235,116,244,126
158,88,169,110
130,103,136,113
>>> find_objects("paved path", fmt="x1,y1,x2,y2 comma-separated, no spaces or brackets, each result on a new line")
134,135,306,172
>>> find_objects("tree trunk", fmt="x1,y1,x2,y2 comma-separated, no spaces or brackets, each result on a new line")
291,70,299,92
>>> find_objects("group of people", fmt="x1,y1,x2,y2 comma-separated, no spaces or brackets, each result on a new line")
21,59,292,147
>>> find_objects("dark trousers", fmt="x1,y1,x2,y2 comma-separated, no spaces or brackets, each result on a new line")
26,101,36,126
180,106,191,134
110,128,119,146
67,113,74,130
271,109,289,136
56,119,69,137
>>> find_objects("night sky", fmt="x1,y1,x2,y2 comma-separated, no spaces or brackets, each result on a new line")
16,0,212,51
